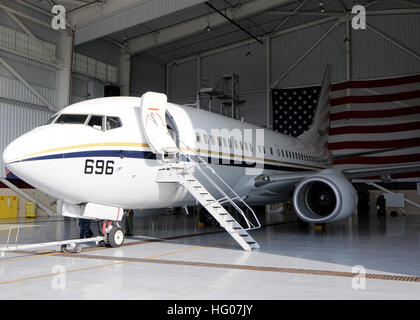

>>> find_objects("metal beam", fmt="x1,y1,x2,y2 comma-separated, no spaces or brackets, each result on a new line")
268,8,420,16
394,0,420,8
0,56,55,111
13,0,53,17
128,0,294,55
269,0,310,35
367,182,420,210
345,13,351,81
205,1,263,44
0,4,52,28
172,15,340,66
71,0,208,45
58,0,95,6
0,3,56,63
266,37,271,129
0,178,56,216
271,17,344,89
367,23,420,61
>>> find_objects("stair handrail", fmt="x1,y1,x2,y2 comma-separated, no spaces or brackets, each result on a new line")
176,140,261,230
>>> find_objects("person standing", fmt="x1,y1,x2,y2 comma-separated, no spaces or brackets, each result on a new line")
376,193,386,216
125,209,134,236
78,218,93,238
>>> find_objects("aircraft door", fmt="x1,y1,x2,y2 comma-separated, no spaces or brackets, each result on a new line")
140,92,178,160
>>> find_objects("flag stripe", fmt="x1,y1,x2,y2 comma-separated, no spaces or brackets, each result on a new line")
334,153,420,165
331,90,420,106
330,97,420,113
331,74,420,91
328,137,420,150
330,105,420,121
330,121,420,135
273,73,420,180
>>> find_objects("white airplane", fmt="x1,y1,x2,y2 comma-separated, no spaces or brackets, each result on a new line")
3,67,420,250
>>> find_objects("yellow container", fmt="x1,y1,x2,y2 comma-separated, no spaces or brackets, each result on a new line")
0,196,18,219
26,202,37,218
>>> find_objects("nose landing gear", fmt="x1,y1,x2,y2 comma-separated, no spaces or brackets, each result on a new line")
99,220,125,248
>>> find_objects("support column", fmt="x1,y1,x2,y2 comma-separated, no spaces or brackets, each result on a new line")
57,30,74,110
345,13,351,81
119,47,131,96
166,64,171,99
266,37,271,129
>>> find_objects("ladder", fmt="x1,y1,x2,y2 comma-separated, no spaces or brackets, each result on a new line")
156,148,260,251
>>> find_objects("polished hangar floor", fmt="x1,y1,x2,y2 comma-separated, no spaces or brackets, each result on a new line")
0,208,420,299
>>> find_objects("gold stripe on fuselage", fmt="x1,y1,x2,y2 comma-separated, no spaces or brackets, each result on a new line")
12,143,325,170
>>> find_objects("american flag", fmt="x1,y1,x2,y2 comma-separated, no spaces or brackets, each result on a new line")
272,73,420,181
272,85,320,137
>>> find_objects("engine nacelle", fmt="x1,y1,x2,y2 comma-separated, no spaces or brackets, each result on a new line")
293,169,358,223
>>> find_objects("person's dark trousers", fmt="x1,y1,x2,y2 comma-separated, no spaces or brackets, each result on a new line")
125,210,134,236
79,219,93,238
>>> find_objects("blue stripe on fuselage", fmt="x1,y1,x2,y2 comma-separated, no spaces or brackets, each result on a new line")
13,149,314,172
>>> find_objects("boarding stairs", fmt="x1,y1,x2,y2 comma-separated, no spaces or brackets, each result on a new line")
156,147,260,251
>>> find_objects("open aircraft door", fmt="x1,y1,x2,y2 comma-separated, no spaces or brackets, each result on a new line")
140,92,178,160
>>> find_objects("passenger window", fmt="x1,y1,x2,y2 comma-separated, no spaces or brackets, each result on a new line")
281,150,284,157
258,145,262,154
196,133,201,143
240,141,243,150
270,147,273,155
203,135,208,144
223,137,227,148
106,117,122,130
210,135,215,145
218,137,222,147
88,115,104,130
263,147,266,154
244,142,248,151
56,114,88,124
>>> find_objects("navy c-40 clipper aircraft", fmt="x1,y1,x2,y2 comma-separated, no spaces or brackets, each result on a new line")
3,67,420,250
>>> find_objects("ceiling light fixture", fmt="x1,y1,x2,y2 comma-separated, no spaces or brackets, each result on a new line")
205,22,211,32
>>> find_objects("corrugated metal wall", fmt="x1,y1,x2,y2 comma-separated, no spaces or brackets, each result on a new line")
0,1,59,177
0,103,52,175
130,55,166,97
164,13,420,126
0,1,124,177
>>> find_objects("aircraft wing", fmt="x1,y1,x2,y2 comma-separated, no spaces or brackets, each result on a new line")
254,163,420,189
340,163,420,179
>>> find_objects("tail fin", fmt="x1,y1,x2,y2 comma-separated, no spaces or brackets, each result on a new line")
298,65,332,148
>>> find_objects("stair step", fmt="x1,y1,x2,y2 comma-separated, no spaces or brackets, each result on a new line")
173,168,259,251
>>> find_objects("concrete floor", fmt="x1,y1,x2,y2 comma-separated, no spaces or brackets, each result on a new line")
0,208,420,300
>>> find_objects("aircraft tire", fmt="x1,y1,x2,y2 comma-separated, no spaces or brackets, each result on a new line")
108,227,125,248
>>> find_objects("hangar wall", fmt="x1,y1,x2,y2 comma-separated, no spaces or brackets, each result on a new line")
130,55,166,97
0,1,122,176
0,1,58,176
162,14,420,127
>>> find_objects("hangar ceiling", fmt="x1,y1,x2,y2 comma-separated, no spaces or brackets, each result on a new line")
18,0,420,65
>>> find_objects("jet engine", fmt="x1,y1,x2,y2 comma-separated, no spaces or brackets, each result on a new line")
293,170,358,223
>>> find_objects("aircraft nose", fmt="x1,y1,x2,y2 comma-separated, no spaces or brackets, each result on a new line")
2,139,20,165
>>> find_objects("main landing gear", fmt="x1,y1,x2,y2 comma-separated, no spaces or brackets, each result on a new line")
99,220,125,248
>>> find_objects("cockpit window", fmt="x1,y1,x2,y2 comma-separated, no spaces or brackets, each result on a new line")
56,114,88,124
44,114,58,125
106,116,122,130
88,115,104,131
